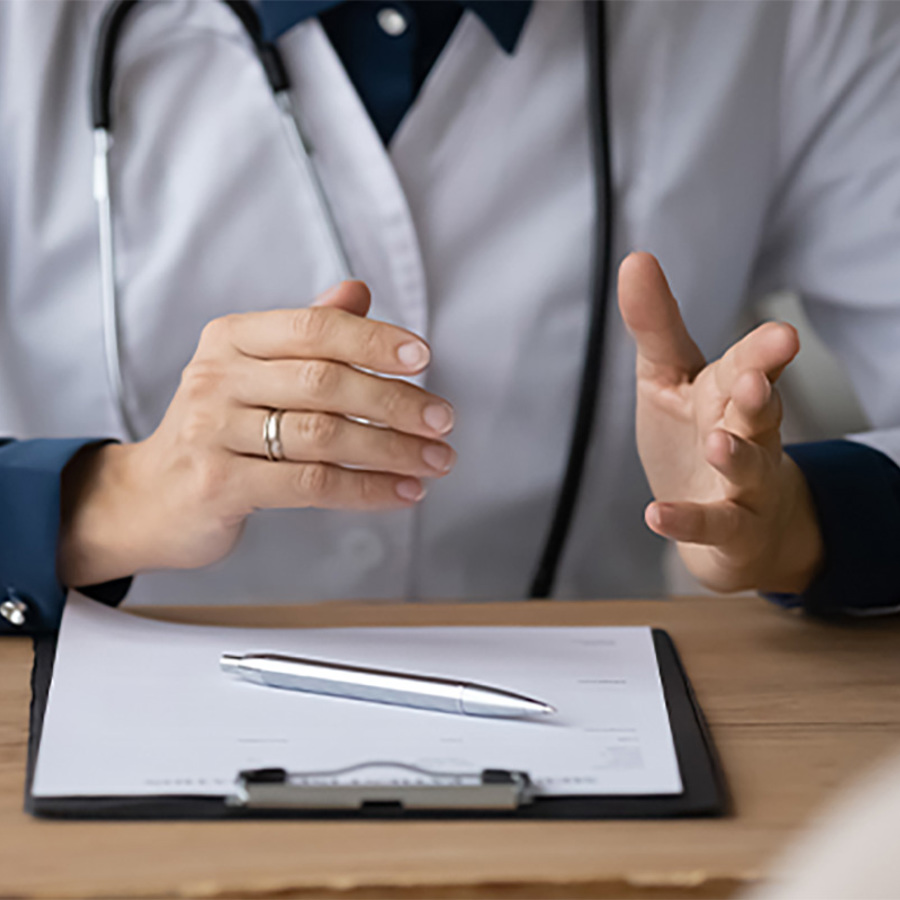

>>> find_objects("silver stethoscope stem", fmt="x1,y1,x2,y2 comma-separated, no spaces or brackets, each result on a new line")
275,91,352,282
93,127,140,441
93,94,353,443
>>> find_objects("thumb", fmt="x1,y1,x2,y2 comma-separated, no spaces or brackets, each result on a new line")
311,280,372,317
618,252,705,383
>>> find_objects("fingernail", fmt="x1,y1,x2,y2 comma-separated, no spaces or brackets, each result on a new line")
311,284,341,306
727,434,737,455
649,503,671,529
422,444,454,473
397,341,430,369
396,479,426,502
423,403,454,434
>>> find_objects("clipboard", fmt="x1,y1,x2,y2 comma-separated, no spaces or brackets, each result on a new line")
25,628,728,819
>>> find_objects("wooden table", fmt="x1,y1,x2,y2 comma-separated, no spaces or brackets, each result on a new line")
3,596,900,899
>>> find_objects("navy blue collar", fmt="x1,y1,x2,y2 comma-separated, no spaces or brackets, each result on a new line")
259,1,532,54
460,1,532,54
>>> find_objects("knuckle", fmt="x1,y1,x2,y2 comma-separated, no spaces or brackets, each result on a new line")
357,324,386,362
296,413,340,452
357,472,384,506
291,307,331,346
294,463,331,500
385,430,412,465
199,314,235,350
298,360,339,399
179,360,226,402
379,382,411,422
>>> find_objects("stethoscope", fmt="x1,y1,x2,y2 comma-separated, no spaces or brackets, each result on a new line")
91,0,613,599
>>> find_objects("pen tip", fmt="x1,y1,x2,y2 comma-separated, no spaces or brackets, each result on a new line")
520,699,556,717
220,653,242,674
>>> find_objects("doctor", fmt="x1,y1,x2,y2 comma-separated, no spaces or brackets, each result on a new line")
1,0,900,634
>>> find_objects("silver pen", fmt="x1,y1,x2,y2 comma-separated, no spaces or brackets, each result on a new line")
220,653,556,719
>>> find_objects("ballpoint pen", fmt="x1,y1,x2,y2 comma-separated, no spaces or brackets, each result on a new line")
220,652,556,719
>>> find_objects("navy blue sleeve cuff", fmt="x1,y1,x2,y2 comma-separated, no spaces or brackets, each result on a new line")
0,439,131,635
774,440,900,618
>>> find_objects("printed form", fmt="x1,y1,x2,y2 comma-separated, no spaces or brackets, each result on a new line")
32,593,682,798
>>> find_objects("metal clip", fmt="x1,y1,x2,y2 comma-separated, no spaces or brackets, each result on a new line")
228,761,534,811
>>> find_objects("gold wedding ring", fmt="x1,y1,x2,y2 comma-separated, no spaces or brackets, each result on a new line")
263,408,286,462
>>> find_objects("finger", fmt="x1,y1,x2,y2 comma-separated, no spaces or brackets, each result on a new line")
617,251,706,384
704,430,771,505
645,499,751,548
311,280,372,317
206,305,431,376
226,409,456,477
237,458,426,511
722,370,783,441
231,358,455,439
714,321,799,397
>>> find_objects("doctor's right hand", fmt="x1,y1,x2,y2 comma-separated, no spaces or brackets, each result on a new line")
58,281,455,587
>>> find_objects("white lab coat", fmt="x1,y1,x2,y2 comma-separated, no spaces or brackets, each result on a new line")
1,1,899,605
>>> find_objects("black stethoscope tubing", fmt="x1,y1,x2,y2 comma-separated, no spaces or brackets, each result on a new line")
91,0,613,600
92,0,289,127
531,0,613,598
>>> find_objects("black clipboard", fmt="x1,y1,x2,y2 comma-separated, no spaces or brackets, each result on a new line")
25,628,728,819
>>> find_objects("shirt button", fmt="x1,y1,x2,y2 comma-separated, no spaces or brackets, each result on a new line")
377,7,408,37
1,590,28,627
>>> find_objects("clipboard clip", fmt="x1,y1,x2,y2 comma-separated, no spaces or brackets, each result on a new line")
227,761,535,810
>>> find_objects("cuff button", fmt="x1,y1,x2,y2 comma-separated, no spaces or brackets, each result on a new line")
1,593,28,627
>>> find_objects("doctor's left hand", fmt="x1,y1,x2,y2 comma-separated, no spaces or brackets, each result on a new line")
58,281,455,588
618,252,824,595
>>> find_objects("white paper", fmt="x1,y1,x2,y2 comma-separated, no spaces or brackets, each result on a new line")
32,593,682,798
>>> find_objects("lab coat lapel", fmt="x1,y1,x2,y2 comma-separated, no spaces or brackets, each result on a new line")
277,18,429,347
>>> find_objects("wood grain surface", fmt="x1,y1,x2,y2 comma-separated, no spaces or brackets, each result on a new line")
2,596,900,899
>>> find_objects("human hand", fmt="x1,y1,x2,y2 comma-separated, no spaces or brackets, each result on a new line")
58,281,455,586
618,253,823,594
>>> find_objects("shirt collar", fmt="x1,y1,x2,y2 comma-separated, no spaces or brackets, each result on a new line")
460,1,532,54
258,1,533,54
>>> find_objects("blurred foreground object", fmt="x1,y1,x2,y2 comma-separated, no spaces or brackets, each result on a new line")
748,749,900,899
